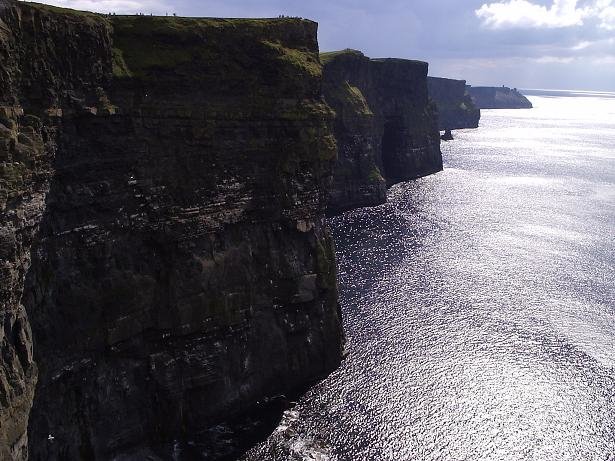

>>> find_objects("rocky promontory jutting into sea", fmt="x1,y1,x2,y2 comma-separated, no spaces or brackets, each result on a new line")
0,1,477,459
1,3,343,458
467,85,533,109
427,77,481,131
322,49,442,214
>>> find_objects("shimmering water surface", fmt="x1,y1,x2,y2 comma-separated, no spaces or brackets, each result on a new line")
244,94,615,460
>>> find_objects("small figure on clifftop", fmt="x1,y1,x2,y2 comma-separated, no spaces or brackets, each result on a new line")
441,129,454,141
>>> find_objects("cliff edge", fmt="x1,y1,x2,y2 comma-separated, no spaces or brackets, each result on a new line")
427,77,480,130
0,2,343,459
322,49,442,214
468,86,533,109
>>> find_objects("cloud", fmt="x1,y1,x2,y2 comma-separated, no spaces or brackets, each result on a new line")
569,36,615,53
21,0,175,14
475,0,591,29
20,0,615,90
598,4,615,29
532,55,575,63
476,0,615,30
572,40,592,49
430,54,615,91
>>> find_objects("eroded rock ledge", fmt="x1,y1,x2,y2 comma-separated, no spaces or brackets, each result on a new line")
322,49,443,214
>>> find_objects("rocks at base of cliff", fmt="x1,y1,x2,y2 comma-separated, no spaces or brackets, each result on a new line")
1,3,344,460
468,86,533,109
427,76,481,131
441,129,454,141
321,49,442,214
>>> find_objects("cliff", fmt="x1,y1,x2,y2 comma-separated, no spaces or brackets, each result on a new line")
0,2,343,459
321,49,442,214
427,77,480,130
468,86,533,109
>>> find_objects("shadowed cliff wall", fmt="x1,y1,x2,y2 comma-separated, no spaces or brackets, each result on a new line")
427,77,480,130
468,86,533,109
0,2,343,459
0,1,113,457
321,50,442,214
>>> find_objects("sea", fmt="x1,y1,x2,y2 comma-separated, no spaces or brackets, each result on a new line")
240,91,615,461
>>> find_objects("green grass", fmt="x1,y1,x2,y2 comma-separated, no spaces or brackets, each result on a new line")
20,2,106,24
110,17,203,76
319,48,364,65
325,81,372,116
344,83,372,115
262,40,322,78
111,48,132,78
368,166,384,183
109,16,318,80
110,15,300,30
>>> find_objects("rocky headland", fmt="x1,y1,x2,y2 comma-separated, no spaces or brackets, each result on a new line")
0,3,442,459
322,49,442,214
427,76,481,131
468,86,533,109
1,3,343,458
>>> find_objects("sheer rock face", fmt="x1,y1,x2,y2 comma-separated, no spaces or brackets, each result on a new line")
427,77,481,131
0,106,46,461
0,3,343,459
468,86,533,109
0,1,111,458
322,50,442,214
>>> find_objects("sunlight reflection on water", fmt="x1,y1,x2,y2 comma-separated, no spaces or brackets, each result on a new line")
243,95,615,460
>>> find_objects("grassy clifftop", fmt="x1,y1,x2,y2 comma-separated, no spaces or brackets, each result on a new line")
15,3,322,98
18,1,104,23
320,48,364,65
109,15,320,80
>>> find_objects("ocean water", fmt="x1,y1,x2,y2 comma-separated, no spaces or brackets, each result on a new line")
242,93,615,461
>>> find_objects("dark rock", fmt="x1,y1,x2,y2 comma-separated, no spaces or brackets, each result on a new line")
0,3,343,459
321,50,443,214
441,129,454,141
467,86,533,109
428,77,480,130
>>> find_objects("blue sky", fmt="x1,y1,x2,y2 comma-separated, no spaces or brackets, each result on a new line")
24,0,615,91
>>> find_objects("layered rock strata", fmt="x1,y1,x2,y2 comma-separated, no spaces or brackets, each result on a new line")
468,86,533,109
0,2,343,459
427,77,480,130
321,49,442,214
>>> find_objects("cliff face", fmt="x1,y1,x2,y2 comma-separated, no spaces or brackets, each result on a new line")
322,50,442,214
427,77,480,130
0,95,46,461
0,2,343,459
468,86,533,109
0,2,109,457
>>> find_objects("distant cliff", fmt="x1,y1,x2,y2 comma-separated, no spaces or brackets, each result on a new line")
427,77,480,130
468,86,533,109
0,2,343,459
322,49,442,214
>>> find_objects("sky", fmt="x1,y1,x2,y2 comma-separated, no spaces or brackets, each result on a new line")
21,0,615,91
